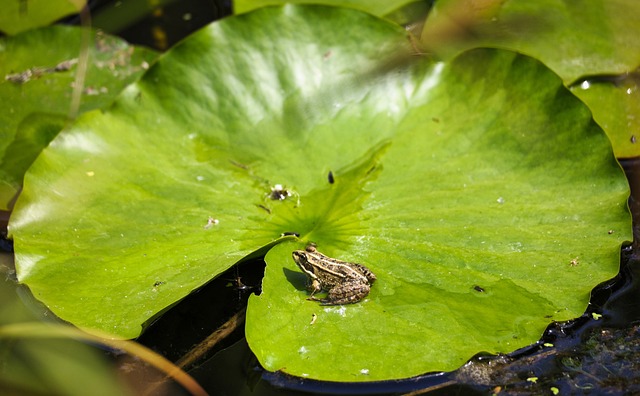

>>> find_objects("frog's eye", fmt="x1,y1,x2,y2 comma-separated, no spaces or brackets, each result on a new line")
292,251,306,262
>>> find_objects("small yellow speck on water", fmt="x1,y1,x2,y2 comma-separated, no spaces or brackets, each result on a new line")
527,377,538,383
310,313,317,325
86,171,95,176
592,312,603,320
492,386,502,394
550,387,559,395
543,342,554,347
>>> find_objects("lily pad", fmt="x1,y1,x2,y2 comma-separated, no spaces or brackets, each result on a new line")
0,26,157,209
245,48,631,380
8,4,630,381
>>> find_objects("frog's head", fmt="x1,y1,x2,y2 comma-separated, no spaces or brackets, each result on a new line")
292,250,315,277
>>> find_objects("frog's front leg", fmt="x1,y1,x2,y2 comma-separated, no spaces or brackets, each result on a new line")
320,281,370,305
306,278,323,300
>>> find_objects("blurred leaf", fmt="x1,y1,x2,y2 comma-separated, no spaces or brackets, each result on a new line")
420,0,640,84
0,26,158,210
0,321,207,395
0,0,86,35
0,270,132,396
8,5,630,381
0,337,131,396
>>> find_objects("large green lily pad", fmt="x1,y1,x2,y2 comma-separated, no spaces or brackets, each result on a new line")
8,5,630,381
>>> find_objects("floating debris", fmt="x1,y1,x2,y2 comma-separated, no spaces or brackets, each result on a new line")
269,184,291,200
5,58,78,84
204,216,219,229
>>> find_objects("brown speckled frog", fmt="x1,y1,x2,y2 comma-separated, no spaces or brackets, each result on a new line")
292,245,376,305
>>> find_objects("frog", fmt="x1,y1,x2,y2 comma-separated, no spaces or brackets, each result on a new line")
292,245,376,305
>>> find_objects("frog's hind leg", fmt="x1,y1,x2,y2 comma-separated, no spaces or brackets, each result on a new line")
352,263,376,283
306,279,323,300
321,281,370,305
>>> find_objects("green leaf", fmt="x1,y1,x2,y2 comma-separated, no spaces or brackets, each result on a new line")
570,72,640,159
420,0,640,84
0,0,85,35
0,26,158,210
234,0,416,17
8,5,630,381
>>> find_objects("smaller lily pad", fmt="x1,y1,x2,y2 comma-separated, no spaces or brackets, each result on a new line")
0,26,157,209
